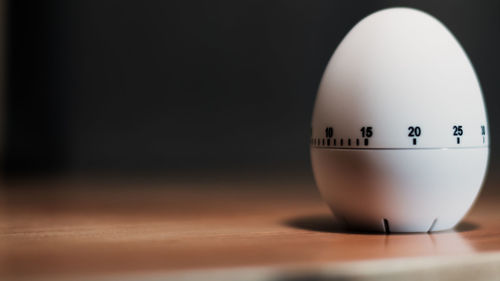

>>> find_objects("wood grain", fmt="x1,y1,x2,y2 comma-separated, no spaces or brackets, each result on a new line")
0,174,499,280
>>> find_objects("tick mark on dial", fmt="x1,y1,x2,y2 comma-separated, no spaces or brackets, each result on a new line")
457,137,460,144
356,138,360,146
413,138,417,145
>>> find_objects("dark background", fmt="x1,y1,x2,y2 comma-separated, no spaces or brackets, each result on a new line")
3,0,500,179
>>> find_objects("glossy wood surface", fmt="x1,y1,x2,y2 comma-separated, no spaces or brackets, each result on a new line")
1,174,500,280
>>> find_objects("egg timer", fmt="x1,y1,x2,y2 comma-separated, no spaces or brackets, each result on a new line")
311,8,489,233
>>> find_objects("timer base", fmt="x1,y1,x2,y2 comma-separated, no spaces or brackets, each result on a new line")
311,147,488,233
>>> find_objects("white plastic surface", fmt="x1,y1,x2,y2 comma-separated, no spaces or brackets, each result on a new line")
310,8,489,232
312,148,488,232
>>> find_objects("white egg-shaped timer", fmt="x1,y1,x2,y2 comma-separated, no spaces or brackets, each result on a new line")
311,8,489,233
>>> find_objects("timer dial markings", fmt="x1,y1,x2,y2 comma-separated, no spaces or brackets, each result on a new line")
453,125,463,144
311,123,487,149
360,126,373,146
481,125,486,144
312,126,375,148
408,126,421,145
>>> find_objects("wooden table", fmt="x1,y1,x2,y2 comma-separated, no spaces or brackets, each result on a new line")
1,172,500,280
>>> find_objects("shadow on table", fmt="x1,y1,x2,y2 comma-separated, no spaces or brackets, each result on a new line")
283,214,478,234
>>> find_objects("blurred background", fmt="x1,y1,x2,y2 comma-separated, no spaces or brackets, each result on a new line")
2,0,499,183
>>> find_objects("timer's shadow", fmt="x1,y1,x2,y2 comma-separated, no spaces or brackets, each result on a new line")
283,214,478,234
